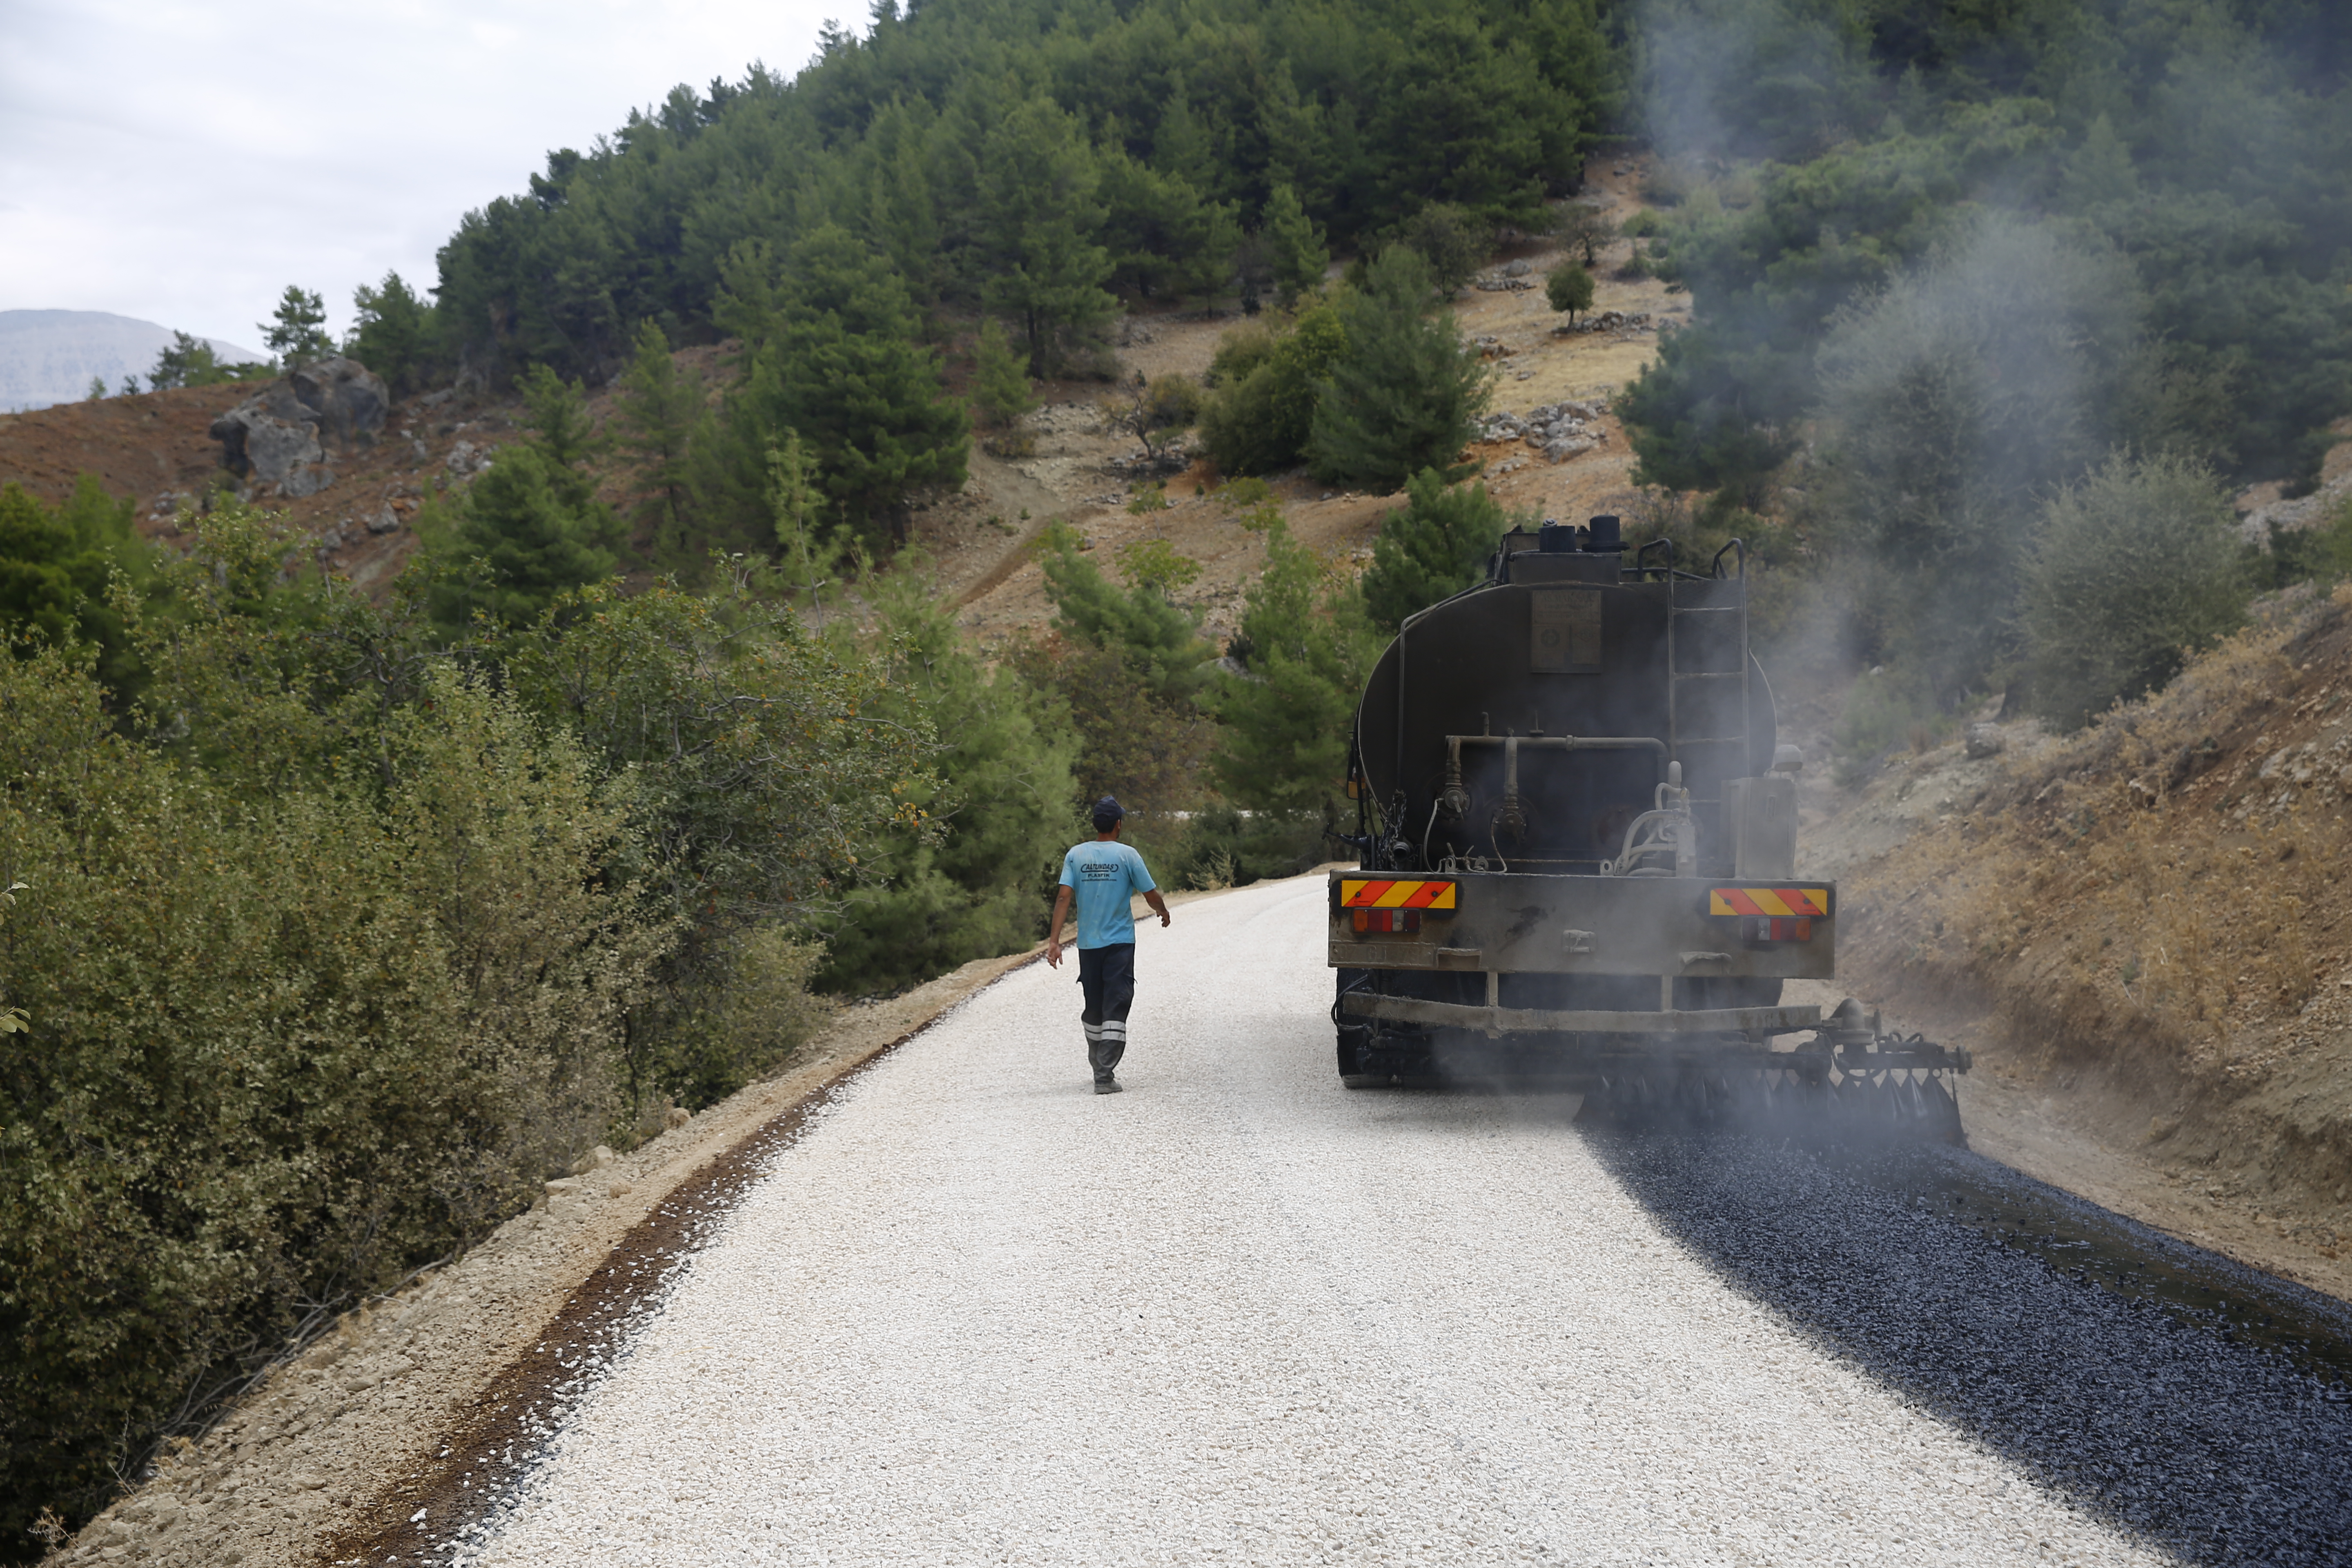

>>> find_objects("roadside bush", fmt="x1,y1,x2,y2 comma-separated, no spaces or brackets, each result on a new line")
0,490,977,1543
2022,450,2249,730
501,572,940,1102
1165,805,1332,890
644,924,832,1107
0,651,657,1544
814,568,1081,993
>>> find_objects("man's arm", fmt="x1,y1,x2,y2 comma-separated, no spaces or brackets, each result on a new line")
1046,884,1074,968
1144,888,1170,927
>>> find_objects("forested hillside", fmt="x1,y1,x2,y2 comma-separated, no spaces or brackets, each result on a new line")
423,0,1614,382
1616,0,2352,732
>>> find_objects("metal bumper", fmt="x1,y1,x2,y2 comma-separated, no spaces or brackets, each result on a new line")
1341,992,1824,1037
1327,869,1837,980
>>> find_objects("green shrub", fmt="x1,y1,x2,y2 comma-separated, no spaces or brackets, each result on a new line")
1361,469,1515,631
1546,261,1596,321
0,475,161,701
813,568,1080,993
1165,805,1331,889
1395,202,1493,297
1196,298,1350,476
1210,518,1384,815
1305,248,1490,494
1641,160,1695,207
0,652,658,1543
647,924,831,1103
1832,662,1949,783
2022,450,2249,730
2259,494,2352,588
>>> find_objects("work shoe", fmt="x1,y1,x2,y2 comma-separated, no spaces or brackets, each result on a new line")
1094,1076,1123,1095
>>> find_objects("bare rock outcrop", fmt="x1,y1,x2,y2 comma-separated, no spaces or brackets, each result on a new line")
210,356,390,497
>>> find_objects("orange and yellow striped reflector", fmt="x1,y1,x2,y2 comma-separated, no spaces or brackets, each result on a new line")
1708,886,1831,918
1339,878,1458,910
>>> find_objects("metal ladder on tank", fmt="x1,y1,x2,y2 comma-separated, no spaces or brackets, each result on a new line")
1663,541,1751,813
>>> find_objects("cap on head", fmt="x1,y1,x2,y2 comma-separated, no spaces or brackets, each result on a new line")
1092,795,1125,832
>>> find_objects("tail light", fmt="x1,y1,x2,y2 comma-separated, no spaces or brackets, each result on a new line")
1740,915,1811,944
1352,908,1422,934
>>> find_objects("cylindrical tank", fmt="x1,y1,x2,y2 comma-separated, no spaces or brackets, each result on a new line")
1354,528,1776,876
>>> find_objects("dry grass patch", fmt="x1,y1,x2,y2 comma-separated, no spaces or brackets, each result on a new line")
1843,585,2352,1215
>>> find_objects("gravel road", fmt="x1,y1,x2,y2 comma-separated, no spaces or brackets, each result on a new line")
464,875,2350,1566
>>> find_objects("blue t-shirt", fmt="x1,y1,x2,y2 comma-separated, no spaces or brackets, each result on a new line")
1058,839,1157,949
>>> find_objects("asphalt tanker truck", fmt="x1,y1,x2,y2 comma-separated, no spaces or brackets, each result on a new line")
1329,517,1969,1139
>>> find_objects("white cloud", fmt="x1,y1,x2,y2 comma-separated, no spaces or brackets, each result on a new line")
0,0,841,345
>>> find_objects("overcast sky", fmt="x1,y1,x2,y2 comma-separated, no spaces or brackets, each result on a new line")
0,0,840,350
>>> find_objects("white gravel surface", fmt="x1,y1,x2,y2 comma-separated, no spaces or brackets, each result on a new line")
469,876,2174,1566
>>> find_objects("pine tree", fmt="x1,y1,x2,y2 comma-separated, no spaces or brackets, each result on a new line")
723,225,968,544
347,272,434,393
858,99,945,301
978,99,1118,375
421,365,621,632
420,448,622,633
1098,149,1239,300
968,318,1037,429
85,376,106,401
260,286,332,364
1209,517,1382,814
1305,247,1490,493
1152,74,1215,190
766,432,848,619
1038,526,1214,707
1263,183,1329,307
612,320,704,558
148,332,223,390
1360,468,1513,630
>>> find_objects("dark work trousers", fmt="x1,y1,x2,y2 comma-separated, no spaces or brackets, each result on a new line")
1076,942,1137,1078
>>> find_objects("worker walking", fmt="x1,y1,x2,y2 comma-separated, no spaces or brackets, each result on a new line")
1045,796,1170,1094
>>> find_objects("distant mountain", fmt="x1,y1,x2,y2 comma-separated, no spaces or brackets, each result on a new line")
0,309,267,412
